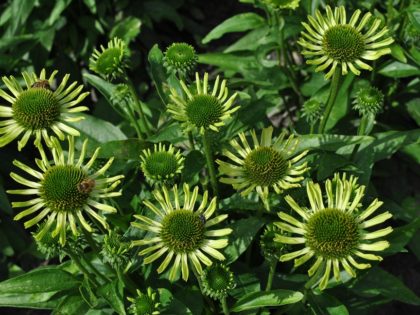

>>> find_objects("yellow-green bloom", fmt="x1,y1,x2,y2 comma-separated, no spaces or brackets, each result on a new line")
167,73,239,134
0,69,89,150
140,143,184,184
8,136,124,245
127,288,160,315
163,42,198,76
131,184,231,282
89,37,128,79
261,0,300,10
275,173,393,290
298,6,394,79
217,126,309,209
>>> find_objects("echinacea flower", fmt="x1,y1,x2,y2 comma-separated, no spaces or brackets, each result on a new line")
301,99,324,124
131,184,232,282
201,263,236,300
298,6,394,79
275,173,393,290
127,288,160,315
167,73,239,134
89,37,128,79
8,136,124,245
217,126,309,209
353,86,384,116
0,69,89,150
163,42,198,77
140,143,184,184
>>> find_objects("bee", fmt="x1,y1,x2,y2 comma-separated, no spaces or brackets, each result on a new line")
77,178,96,194
199,214,206,225
31,80,51,90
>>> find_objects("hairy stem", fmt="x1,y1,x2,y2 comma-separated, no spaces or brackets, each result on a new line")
318,67,341,134
221,297,230,315
265,260,278,291
202,130,219,197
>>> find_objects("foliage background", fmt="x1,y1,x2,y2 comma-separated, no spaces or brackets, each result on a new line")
0,0,419,314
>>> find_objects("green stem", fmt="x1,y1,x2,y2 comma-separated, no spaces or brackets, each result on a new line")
221,297,230,315
127,80,152,137
202,130,219,197
126,102,144,139
265,260,278,291
318,67,341,134
117,267,137,295
67,250,99,287
188,131,196,150
82,257,110,283
309,123,315,135
350,114,371,160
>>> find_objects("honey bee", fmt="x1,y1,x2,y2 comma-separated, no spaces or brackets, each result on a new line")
199,214,206,225
31,80,51,90
77,178,96,194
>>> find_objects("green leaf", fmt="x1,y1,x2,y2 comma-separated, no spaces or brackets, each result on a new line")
83,73,121,112
349,267,420,305
110,16,142,43
94,139,150,160
390,43,407,63
69,114,127,145
316,152,351,180
309,292,349,315
148,122,185,143
296,134,373,154
202,13,265,44
231,273,261,300
47,0,72,26
98,280,126,315
378,61,420,78
148,44,168,105
53,294,89,315
224,217,265,264
0,292,63,309
198,53,257,75
0,267,79,294
182,150,205,184
406,98,420,126
231,289,304,312
383,218,420,256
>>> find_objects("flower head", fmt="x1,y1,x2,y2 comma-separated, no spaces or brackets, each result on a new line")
167,73,239,134
163,42,198,77
201,263,235,300
8,136,124,245
217,126,309,209
89,37,128,79
127,288,160,315
101,230,131,269
0,69,89,150
140,143,184,184
260,223,289,262
131,184,231,282
275,173,393,290
353,86,384,116
298,6,394,79
261,0,301,10
301,99,324,124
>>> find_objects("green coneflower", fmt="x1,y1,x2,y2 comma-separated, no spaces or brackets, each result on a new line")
163,42,198,77
131,184,232,282
261,0,301,10
353,86,384,116
89,37,128,80
217,126,309,209
167,72,239,134
0,69,89,150
298,6,394,79
101,230,131,269
140,143,184,184
201,263,236,300
8,136,124,245
275,173,393,290
127,288,160,315
301,99,324,125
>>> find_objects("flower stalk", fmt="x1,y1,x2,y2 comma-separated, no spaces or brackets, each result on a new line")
318,67,341,133
203,130,219,197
